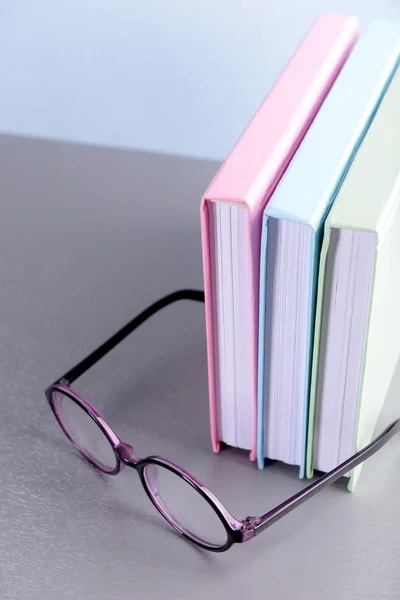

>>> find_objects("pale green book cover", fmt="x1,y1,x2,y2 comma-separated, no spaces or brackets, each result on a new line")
306,65,400,490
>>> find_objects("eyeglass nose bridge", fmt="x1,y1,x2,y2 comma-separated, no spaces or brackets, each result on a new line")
116,442,141,467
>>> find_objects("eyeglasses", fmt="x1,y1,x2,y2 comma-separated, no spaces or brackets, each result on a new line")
46,289,400,553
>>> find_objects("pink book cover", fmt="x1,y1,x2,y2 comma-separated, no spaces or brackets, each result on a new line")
200,13,359,460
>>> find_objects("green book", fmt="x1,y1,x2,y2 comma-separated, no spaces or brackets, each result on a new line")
307,65,400,490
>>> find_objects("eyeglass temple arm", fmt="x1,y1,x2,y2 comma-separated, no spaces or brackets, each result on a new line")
251,417,400,537
54,289,205,385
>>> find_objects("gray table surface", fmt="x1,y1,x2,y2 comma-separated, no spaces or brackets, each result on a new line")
0,135,399,600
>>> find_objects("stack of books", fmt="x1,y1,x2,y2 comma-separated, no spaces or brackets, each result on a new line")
200,14,400,490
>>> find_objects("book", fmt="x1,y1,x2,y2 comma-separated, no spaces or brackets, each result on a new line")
307,62,400,490
200,14,359,457
256,19,400,475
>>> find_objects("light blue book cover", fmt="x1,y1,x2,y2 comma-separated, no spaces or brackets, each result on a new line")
256,19,400,476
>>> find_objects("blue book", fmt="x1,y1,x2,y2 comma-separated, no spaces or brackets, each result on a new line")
256,19,400,476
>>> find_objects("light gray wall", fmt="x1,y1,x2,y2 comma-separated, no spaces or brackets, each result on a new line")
1,0,400,160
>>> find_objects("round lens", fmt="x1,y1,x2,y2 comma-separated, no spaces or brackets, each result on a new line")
143,463,228,547
51,390,117,472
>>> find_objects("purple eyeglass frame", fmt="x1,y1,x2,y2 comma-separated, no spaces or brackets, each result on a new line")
46,289,400,553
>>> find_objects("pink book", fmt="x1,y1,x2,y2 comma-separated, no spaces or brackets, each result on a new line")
200,13,359,460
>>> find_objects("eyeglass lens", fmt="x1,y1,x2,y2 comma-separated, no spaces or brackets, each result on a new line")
52,390,117,472
143,463,228,547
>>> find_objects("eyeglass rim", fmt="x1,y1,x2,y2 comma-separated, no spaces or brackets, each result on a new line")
46,383,243,552
137,457,241,551
46,384,122,475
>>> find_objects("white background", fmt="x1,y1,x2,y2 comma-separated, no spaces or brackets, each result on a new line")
1,0,400,160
